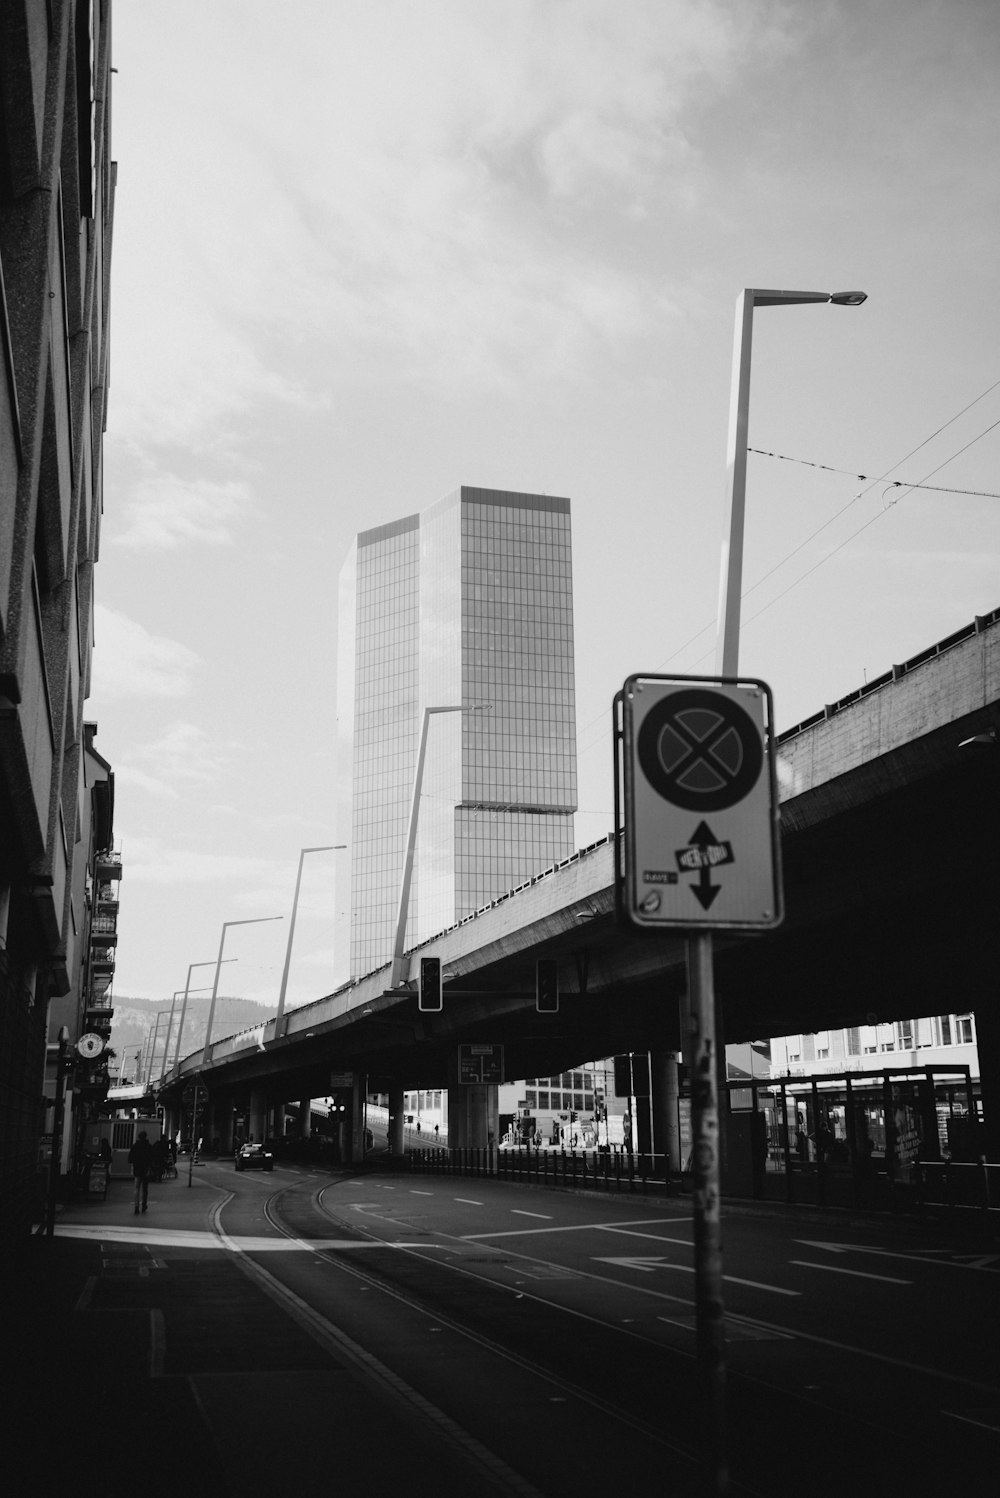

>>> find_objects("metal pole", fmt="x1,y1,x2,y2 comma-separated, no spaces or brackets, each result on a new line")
389,704,490,988
715,289,755,679
173,960,235,1072
188,1078,199,1187
145,1012,165,1088
202,917,283,1067
159,991,182,1084
276,846,344,1023
390,707,438,987
688,932,727,1493
704,285,864,1491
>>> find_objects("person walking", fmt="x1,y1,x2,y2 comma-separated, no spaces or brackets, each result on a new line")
128,1130,153,1214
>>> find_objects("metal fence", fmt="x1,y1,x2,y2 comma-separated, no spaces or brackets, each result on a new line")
405,1144,676,1196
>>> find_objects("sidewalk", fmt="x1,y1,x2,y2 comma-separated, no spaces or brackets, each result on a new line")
9,1165,502,1498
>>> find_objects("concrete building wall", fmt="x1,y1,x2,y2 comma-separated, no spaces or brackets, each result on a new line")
0,0,116,1238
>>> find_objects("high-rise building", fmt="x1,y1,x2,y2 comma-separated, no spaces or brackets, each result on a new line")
337,486,576,980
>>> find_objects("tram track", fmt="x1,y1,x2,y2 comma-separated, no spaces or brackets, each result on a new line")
213,1173,713,1495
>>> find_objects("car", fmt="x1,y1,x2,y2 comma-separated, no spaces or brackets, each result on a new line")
235,1143,273,1172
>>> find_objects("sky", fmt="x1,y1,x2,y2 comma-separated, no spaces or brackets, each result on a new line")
92,0,1000,1014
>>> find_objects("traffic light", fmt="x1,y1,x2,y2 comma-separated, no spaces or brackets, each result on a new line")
419,956,442,1012
536,959,559,1013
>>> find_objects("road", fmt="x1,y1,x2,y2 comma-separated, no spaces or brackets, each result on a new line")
206,1158,998,1495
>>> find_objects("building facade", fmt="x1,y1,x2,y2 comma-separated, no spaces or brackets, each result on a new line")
337,486,577,980
0,0,116,1237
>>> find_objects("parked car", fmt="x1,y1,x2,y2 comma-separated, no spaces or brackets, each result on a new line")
235,1143,273,1172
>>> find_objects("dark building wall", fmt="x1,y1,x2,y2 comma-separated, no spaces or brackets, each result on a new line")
0,0,115,1240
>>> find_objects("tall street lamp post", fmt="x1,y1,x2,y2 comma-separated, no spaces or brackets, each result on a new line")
171,959,237,1073
202,917,284,1067
715,288,867,677
693,286,867,1494
188,919,281,1186
390,704,491,988
276,845,345,1025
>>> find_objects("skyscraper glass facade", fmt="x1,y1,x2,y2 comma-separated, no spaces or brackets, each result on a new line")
337,487,576,981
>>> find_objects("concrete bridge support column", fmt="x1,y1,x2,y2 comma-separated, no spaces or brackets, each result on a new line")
650,1051,682,1174
387,1086,405,1155
249,1089,267,1144
206,1095,235,1154
446,1061,497,1157
298,1099,312,1138
273,1103,286,1138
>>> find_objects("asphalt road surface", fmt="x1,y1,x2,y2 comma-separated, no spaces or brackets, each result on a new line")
206,1159,998,1495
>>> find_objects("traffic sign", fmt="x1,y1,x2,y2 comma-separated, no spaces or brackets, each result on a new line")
615,675,783,930
458,1043,504,1084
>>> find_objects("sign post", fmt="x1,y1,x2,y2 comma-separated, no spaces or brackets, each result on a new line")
614,673,783,1495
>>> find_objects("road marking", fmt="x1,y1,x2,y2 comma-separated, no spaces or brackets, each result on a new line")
593,1256,800,1296
463,1216,687,1241
409,1190,434,1196
512,1210,552,1220
454,1198,483,1206
796,1239,999,1272
790,1259,911,1285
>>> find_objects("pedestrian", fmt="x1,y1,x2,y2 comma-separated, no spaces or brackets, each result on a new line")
150,1134,168,1182
128,1130,153,1214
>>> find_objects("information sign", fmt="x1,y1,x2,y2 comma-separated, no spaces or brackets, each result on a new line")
458,1044,504,1085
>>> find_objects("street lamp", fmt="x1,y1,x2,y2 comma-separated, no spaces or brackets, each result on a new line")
715,288,867,677
202,917,283,1067
276,845,346,1024
695,284,867,1491
389,704,491,988
171,959,237,1073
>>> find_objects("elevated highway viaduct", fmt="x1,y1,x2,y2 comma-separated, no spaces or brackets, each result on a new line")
159,608,1000,1159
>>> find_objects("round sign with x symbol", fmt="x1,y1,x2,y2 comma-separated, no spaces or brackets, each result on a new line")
636,687,763,812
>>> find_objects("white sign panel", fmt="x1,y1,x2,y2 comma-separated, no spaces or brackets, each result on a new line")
618,675,782,930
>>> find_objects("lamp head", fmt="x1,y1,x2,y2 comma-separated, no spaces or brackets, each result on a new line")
829,291,868,306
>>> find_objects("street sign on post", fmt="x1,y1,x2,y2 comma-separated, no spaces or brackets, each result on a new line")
615,674,783,931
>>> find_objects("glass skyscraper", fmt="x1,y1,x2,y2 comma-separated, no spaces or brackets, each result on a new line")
337,486,577,981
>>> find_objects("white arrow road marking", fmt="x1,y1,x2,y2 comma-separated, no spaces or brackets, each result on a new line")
593,1256,800,1295
796,1239,1000,1272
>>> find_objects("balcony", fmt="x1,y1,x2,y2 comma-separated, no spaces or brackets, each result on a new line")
91,947,115,973
95,882,119,911
90,913,118,942
95,849,123,881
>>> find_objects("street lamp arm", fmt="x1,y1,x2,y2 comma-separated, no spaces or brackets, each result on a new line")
389,703,492,987
202,917,283,1066
276,844,346,1022
716,285,867,676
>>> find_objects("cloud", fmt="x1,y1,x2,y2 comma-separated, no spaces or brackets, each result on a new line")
121,835,278,888
111,0,793,431
113,473,252,551
128,722,232,788
91,606,200,701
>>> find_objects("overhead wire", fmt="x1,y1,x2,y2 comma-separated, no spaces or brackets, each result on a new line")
573,375,1000,781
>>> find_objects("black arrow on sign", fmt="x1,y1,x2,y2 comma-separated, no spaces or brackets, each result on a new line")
675,820,734,910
